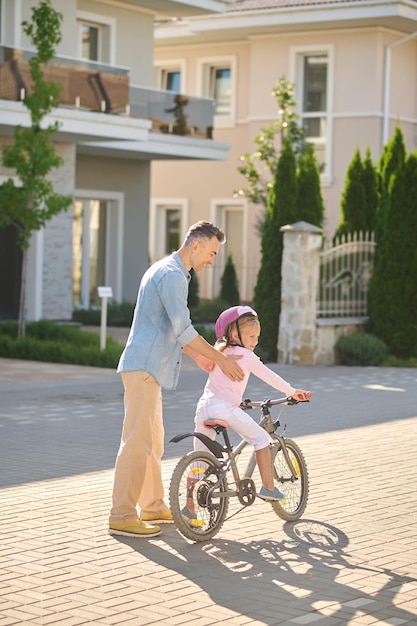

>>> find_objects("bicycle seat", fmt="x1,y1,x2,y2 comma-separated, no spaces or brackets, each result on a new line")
203,419,228,432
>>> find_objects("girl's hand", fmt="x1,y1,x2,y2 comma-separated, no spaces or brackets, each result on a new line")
292,390,312,402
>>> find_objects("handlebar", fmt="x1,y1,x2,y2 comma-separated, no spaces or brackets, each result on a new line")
240,397,309,410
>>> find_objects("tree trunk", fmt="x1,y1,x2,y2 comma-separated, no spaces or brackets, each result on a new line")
17,244,28,339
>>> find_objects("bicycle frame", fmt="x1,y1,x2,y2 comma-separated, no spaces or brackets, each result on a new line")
171,397,300,504
169,396,310,541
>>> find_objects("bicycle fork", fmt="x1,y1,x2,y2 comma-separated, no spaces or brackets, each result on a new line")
270,437,300,481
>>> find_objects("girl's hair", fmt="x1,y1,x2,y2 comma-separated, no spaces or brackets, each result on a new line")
215,312,260,351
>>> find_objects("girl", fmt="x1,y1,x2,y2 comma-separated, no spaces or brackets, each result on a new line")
192,305,311,501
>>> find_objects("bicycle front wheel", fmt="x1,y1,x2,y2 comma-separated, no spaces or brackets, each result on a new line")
169,450,229,542
270,438,309,522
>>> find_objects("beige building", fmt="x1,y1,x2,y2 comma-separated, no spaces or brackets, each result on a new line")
0,0,232,321
152,0,417,303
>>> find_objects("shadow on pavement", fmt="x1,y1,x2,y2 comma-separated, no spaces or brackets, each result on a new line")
111,519,416,625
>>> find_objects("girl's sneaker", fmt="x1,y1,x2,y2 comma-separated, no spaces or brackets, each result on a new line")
181,507,200,526
258,486,285,501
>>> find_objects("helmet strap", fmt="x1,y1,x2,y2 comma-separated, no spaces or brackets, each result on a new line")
227,319,244,348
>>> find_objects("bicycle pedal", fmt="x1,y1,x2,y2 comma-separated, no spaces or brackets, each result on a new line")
257,493,285,502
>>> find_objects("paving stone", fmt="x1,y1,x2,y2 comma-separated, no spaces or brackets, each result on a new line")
1,359,417,625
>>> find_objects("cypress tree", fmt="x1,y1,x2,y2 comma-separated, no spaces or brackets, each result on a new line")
220,255,240,306
362,147,378,232
368,127,407,337
375,125,406,246
296,143,325,227
253,139,298,361
335,148,367,238
370,152,417,357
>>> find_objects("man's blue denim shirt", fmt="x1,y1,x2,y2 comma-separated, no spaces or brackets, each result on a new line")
117,252,198,390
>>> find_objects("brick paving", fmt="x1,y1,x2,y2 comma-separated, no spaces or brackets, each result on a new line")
1,357,417,625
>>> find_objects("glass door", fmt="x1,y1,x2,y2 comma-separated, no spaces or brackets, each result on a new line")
72,199,107,308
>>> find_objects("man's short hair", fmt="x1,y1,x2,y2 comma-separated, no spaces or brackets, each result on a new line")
185,221,225,245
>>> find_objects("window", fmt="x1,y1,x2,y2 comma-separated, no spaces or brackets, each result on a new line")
302,55,327,142
210,67,231,115
73,193,123,308
198,56,236,127
77,11,115,65
149,200,188,264
165,209,181,253
154,60,185,93
212,201,249,301
291,46,333,182
81,23,99,61
164,70,181,93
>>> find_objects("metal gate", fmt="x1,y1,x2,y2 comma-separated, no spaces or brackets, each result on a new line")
317,232,375,318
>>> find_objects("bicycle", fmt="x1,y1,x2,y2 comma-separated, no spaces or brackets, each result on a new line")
169,396,309,542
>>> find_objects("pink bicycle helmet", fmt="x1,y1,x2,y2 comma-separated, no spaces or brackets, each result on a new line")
215,305,257,339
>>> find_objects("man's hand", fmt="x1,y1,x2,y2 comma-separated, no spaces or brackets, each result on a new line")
219,353,244,382
184,336,243,381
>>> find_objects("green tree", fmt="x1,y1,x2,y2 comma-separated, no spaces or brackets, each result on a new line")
0,0,72,337
220,255,240,306
376,125,406,244
335,148,368,238
296,143,325,227
379,125,407,196
234,77,304,213
253,139,298,361
368,152,417,357
236,79,322,362
368,126,407,339
362,147,378,232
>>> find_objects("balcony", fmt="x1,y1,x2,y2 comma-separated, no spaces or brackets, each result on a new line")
0,46,215,140
129,85,214,139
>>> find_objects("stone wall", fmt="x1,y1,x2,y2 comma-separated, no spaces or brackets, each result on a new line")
277,221,367,366
40,143,75,320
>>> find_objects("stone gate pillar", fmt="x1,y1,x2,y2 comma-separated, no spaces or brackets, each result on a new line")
277,221,322,365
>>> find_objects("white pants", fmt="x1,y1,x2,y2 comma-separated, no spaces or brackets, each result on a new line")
194,396,272,452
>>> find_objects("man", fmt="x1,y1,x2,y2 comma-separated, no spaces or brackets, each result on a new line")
109,221,244,538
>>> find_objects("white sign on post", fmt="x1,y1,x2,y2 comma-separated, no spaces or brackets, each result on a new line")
98,286,113,299
98,286,113,350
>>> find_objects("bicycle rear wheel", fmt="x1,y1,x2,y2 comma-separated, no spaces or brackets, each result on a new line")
169,450,229,542
270,438,308,522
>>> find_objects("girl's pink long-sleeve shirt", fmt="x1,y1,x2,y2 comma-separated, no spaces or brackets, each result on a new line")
201,345,296,407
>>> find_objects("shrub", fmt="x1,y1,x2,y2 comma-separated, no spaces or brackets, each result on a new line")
0,320,122,368
335,332,388,366
190,298,230,324
383,355,417,368
194,325,216,345
72,301,134,327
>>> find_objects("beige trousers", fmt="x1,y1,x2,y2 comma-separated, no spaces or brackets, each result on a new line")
109,371,168,525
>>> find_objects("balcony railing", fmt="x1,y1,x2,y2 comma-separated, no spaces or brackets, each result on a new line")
0,46,215,139
129,85,214,139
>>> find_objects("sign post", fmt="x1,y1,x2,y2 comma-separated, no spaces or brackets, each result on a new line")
97,286,113,350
